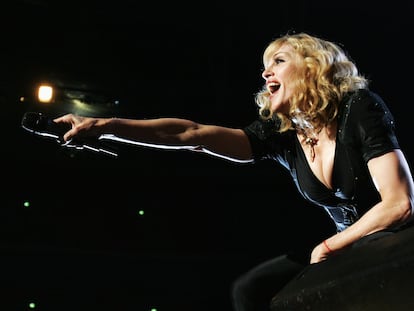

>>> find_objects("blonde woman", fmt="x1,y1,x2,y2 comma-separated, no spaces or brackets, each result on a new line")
54,32,414,311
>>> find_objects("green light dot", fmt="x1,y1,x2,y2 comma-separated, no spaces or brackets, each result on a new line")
24,201,30,207
150,308,157,311
138,210,144,216
29,302,36,309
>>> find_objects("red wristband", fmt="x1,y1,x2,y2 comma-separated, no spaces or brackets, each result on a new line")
323,239,333,253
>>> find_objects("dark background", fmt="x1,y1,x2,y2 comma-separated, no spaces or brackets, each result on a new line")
2,0,414,310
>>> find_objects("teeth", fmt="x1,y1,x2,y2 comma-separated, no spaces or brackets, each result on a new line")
268,82,280,94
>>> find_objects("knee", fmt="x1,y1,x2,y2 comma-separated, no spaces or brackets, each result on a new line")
231,274,252,306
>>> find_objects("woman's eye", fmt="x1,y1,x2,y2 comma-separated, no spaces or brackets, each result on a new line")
274,58,284,64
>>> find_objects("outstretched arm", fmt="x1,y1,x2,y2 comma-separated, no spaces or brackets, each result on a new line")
53,114,254,163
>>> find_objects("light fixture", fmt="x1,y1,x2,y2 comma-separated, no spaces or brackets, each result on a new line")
37,84,54,103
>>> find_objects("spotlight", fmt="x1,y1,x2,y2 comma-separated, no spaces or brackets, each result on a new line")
37,84,54,103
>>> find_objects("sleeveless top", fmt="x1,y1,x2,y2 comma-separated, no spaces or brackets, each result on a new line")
242,89,399,232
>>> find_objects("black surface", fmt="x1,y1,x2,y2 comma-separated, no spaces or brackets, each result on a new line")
271,226,414,310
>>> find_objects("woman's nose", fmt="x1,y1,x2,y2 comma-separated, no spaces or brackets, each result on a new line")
262,68,273,80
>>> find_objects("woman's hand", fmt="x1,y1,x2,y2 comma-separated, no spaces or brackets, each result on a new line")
310,241,332,264
53,114,105,142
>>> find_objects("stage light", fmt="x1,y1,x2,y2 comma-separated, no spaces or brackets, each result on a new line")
37,85,54,103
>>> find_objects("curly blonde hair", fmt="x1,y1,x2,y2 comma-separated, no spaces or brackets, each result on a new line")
255,32,369,132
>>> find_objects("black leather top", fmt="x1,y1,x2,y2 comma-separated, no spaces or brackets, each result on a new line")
243,89,399,232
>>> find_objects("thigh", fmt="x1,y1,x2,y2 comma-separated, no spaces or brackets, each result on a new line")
234,254,305,300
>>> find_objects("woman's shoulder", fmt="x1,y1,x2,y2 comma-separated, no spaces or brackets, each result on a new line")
243,117,281,139
338,88,397,142
344,89,389,111
340,89,394,125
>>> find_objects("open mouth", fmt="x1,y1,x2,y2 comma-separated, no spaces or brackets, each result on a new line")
267,82,280,94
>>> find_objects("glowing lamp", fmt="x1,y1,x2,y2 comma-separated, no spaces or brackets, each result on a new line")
37,85,54,103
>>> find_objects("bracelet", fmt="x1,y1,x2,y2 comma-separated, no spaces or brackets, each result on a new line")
323,239,333,253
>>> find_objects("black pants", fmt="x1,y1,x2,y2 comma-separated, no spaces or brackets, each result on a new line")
230,253,305,311
230,230,397,311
